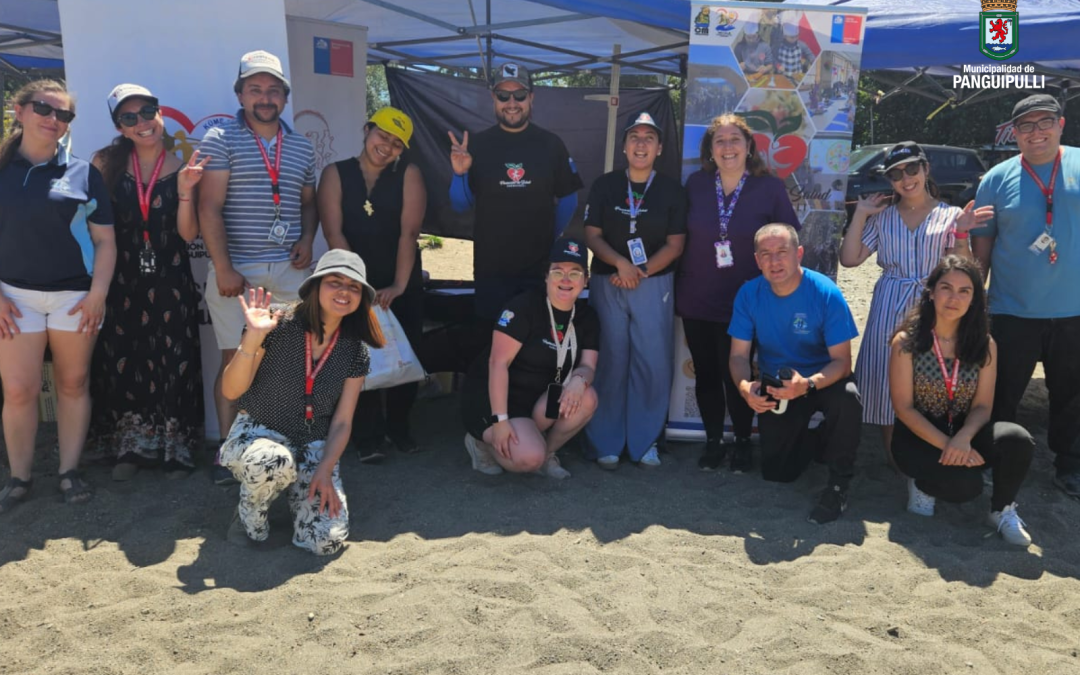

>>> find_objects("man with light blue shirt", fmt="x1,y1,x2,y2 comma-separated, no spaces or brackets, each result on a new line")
728,224,862,524
972,94,1080,498
198,50,318,483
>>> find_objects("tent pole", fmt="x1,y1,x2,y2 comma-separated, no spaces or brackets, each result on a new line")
486,0,493,77
604,44,621,174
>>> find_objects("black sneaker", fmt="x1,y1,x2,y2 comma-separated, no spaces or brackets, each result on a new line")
698,439,727,471
388,434,420,454
730,437,754,474
808,484,848,524
1054,472,1080,499
212,464,238,486
356,439,387,465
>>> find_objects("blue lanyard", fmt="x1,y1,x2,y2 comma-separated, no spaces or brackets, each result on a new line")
626,170,655,234
714,171,748,242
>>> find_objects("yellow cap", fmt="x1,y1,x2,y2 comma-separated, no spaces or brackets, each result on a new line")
369,106,413,148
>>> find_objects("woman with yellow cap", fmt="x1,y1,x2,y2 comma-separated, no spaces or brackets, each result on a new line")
318,107,427,462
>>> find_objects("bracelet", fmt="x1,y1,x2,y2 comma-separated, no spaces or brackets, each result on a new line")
178,197,191,203
237,346,260,358
952,225,969,240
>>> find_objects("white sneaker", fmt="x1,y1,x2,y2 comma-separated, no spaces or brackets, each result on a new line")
539,455,571,480
597,455,619,470
639,446,661,468
907,478,935,517
988,503,1032,547
464,434,503,475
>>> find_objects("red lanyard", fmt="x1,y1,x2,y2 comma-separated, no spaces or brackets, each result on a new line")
931,330,961,434
1020,148,1062,263
304,329,340,423
131,150,166,245
252,125,284,211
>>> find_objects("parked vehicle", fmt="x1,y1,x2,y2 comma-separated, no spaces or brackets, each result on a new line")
845,144,987,216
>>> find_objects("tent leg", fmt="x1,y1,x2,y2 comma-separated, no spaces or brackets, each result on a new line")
604,44,621,174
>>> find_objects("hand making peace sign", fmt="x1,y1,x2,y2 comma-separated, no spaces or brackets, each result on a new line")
178,149,212,193
448,130,472,176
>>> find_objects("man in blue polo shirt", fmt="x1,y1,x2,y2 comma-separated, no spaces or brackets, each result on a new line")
972,94,1080,498
729,223,862,524
198,50,318,484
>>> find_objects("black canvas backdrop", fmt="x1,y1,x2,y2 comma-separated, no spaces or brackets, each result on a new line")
386,68,680,241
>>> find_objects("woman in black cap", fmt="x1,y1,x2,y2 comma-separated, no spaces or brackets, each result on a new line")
218,249,384,555
840,141,992,468
460,237,599,479
583,112,686,469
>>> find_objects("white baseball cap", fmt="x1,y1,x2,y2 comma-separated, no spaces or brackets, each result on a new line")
783,23,799,37
106,83,159,120
235,50,291,91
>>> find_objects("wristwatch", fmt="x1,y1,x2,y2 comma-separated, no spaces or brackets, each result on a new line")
485,413,509,427
805,377,817,396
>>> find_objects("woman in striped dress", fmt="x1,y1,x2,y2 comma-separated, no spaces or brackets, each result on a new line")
840,142,992,465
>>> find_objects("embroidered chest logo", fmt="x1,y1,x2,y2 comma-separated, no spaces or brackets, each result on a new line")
500,163,532,188
792,313,810,335
49,177,77,197
497,310,514,327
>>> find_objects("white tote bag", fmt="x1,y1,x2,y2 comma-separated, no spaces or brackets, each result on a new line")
363,305,426,391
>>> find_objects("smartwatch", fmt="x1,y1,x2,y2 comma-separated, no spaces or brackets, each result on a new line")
485,413,509,427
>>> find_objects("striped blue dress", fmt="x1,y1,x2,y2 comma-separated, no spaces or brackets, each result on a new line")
855,202,960,425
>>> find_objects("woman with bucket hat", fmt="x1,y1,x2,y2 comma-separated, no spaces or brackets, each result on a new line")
218,250,385,555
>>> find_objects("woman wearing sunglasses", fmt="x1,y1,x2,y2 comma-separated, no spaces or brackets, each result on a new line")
0,80,116,512
85,84,210,481
460,237,599,479
319,107,426,462
841,141,992,468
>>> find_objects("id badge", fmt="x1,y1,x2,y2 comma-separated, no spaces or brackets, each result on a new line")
1029,232,1054,254
715,241,734,269
627,237,648,268
138,247,157,276
268,219,291,245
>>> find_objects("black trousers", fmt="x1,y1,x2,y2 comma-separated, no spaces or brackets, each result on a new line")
352,290,424,444
756,377,862,485
682,317,755,440
893,419,1034,511
990,314,1080,474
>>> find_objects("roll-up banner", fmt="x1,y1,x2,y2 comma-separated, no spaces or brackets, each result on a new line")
668,2,866,440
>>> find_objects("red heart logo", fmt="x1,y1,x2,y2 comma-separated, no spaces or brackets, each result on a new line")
507,168,524,182
770,135,808,179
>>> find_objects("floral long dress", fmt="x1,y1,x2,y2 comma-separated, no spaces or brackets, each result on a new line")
88,171,203,469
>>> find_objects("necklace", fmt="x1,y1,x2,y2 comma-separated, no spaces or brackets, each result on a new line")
363,200,375,216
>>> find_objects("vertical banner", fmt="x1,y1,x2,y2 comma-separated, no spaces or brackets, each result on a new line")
670,2,866,439
58,0,291,439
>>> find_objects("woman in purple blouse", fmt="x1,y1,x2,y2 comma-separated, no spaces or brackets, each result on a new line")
675,114,800,473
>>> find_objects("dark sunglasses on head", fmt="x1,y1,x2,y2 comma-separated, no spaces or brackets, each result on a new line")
116,105,160,127
494,89,529,103
885,162,922,182
1014,116,1058,134
31,100,76,123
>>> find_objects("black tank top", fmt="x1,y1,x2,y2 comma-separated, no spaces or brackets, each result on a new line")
336,156,422,291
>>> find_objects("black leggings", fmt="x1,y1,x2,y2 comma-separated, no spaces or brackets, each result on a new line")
893,419,1034,511
682,317,754,440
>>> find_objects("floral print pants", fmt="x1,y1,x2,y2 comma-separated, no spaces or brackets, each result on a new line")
220,413,349,556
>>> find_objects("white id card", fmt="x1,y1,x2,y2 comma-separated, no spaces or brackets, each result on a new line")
715,240,734,269
1029,232,1054,254
268,220,291,245
627,237,648,267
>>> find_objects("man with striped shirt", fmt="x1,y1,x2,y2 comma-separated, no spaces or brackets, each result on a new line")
198,50,318,483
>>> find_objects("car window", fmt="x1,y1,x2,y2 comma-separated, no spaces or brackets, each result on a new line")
849,148,885,173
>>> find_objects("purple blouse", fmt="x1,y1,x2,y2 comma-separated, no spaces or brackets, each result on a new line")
675,170,800,323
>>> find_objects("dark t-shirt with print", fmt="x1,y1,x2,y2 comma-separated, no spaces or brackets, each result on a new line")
468,123,583,280
584,169,687,276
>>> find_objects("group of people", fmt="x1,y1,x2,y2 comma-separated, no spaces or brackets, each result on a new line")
734,21,815,81
0,43,1074,555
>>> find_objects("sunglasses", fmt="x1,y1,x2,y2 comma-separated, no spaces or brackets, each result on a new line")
1014,116,1058,134
116,105,160,127
549,268,585,282
30,100,76,123
494,89,529,103
884,162,922,182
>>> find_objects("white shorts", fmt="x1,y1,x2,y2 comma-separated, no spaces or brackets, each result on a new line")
0,282,94,333
205,260,308,349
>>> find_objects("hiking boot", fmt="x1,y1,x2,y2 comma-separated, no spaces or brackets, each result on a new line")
808,484,848,524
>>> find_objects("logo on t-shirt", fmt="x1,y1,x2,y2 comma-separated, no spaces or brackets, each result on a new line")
498,310,515,327
49,176,78,198
792,313,810,335
500,163,532,188
615,191,649,218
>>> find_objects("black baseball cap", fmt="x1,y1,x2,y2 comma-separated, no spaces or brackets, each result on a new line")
623,111,663,143
549,237,587,269
1011,94,1062,123
882,141,926,172
491,62,532,91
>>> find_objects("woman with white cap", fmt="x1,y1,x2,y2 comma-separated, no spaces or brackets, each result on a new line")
219,249,385,555
841,141,992,467
773,22,814,80
319,106,427,462
583,112,686,469
88,84,210,480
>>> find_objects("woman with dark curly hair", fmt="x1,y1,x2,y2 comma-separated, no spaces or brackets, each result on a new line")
889,255,1034,546
675,114,799,473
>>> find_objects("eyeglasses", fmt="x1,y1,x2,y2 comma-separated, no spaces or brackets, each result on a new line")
30,101,76,123
494,89,529,103
116,105,160,127
885,163,922,182
548,268,585,282
1014,116,1058,134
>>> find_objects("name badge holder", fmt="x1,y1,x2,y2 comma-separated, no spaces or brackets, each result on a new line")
251,126,290,245
626,170,655,236
714,171,748,269
131,149,166,277
1021,148,1062,264
304,329,341,427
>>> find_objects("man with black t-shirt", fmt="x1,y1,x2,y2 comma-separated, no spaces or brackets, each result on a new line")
448,62,584,321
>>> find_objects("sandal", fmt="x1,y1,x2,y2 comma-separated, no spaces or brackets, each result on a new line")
0,477,32,514
57,470,94,505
